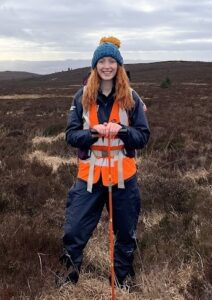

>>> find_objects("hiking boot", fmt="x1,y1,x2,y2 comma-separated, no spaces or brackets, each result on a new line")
65,269,79,284
109,267,136,293
55,253,79,287
109,275,132,293
129,266,135,278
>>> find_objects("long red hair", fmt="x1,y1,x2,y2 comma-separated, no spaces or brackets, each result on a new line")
82,65,134,111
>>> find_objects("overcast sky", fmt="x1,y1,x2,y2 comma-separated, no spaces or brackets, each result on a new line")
0,0,212,72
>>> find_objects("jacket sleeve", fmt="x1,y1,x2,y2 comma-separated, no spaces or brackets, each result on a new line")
65,88,98,148
119,89,150,149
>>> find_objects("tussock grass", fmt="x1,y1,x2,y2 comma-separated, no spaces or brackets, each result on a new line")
27,150,75,172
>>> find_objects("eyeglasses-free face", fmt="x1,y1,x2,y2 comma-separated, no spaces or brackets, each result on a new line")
96,57,118,81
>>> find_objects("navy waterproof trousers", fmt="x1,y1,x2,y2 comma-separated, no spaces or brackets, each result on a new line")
63,174,141,281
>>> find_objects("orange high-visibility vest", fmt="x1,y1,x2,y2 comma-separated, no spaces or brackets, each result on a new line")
77,100,137,192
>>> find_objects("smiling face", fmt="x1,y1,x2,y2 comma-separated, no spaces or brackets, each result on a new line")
96,57,118,81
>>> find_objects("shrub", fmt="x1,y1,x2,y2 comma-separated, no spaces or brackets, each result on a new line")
57,163,76,189
0,193,9,213
160,76,172,88
141,173,197,213
30,158,53,177
43,124,65,136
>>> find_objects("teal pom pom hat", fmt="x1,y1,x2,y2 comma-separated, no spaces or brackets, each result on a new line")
91,36,124,69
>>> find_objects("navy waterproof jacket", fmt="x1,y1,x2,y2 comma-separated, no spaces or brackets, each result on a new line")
65,86,150,158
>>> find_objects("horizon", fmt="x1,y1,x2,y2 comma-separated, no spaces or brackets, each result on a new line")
0,59,212,75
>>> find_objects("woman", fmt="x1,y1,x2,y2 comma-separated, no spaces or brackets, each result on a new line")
59,36,150,288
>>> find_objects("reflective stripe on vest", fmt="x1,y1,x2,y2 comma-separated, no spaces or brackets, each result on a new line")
78,97,136,192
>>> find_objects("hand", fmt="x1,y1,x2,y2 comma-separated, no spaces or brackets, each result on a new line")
93,123,107,136
105,122,122,137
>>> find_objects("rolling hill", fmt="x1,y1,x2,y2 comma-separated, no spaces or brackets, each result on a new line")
0,70,41,81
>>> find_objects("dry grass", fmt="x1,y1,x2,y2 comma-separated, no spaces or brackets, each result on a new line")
183,168,211,184
142,210,166,229
38,261,198,300
32,133,65,145
26,150,76,172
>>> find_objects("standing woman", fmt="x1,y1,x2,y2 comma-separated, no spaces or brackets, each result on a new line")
60,36,150,287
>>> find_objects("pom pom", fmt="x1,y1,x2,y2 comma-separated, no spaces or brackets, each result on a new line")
99,36,121,48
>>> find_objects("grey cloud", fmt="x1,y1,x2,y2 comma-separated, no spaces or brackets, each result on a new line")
0,0,212,60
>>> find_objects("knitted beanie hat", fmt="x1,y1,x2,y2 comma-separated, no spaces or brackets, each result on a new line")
91,36,123,69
